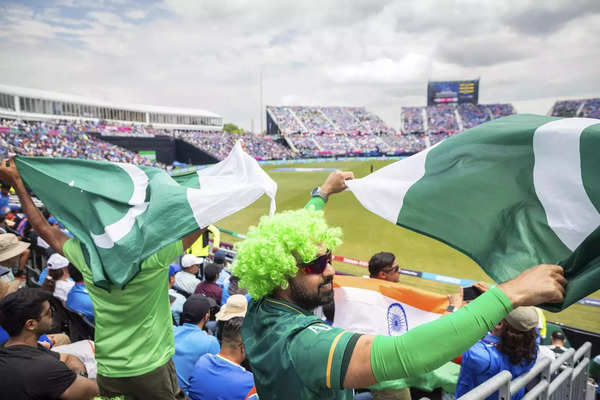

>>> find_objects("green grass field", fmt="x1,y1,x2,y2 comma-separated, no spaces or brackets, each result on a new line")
216,159,600,333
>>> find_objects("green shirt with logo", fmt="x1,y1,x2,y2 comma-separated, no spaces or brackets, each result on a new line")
63,237,182,377
242,297,361,399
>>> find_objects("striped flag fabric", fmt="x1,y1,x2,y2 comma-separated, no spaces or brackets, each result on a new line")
333,275,448,335
15,141,276,289
346,115,600,311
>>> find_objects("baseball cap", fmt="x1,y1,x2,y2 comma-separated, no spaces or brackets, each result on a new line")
181,295,211,324
181,254,203,268
168,264,181,277
0,233,30,263
47,253,69,270
504,306,538,332
216,294,247,321
214,250,227,264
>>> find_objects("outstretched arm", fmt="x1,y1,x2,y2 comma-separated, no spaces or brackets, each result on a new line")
342,264,567,388
0,158,70,255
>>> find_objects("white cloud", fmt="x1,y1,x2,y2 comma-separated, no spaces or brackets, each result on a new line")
0,0,598,131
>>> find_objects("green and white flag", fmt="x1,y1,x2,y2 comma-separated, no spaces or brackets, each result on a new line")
346,115,600,311
16,141,276,290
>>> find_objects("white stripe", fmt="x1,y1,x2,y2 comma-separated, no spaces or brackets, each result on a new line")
91,164,149,249
346,144,436,224
533,118,600,251
333,286,440,336
187,141,277,228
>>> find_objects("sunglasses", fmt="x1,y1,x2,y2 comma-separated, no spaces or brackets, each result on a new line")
382,265,400,274
299,250,332,274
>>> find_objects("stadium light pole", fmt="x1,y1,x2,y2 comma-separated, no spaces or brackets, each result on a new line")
260,66,264,134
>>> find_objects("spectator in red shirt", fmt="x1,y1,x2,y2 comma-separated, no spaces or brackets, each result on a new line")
194,263,222,305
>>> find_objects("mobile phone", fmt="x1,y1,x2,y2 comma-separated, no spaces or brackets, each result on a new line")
463,286,483,301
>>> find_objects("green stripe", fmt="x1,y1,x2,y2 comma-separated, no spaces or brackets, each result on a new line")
397,115,569,284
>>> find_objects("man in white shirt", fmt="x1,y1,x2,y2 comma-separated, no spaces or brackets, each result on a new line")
174,254,203,296
539,331,568,360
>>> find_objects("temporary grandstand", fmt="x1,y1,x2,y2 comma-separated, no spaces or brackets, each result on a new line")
550,98,600,118
0,84,223,131
400,103,515,134
266,105,395,135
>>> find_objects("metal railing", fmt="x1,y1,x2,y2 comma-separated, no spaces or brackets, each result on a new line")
454,342,591,400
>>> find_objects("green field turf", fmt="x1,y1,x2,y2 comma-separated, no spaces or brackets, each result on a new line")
217,159,600,333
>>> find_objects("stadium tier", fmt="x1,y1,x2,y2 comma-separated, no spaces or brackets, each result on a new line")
550,98,600,118
0,119,163,167
0,84,223,131
266,105,395,135
401,103,515,134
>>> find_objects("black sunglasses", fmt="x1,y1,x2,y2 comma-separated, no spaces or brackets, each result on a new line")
382,265,400,273
299,250,332,275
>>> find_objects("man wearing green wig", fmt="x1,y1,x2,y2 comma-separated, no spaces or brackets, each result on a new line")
233,171,567,400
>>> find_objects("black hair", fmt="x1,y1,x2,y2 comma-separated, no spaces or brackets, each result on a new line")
551,331,565,341
68,264,84,282
204,263,219,283
368,252,395,277
221,316,244,347
0,288,52,336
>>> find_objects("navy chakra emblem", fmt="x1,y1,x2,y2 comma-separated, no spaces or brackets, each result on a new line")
387,303,408,336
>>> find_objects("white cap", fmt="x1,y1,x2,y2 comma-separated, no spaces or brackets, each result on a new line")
181,254,204,268
47,253,69,270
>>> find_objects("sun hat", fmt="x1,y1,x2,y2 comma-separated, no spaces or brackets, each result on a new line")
47,253,70,270
215,294,248,321
181,254,204,268
504,306,539,332
0,233,30,263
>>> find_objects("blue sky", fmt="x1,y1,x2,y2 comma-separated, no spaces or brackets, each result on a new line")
1,0,599,130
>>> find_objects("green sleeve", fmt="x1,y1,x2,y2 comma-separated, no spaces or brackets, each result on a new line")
141,240,184,270
304,197,326,211
370,287,513,383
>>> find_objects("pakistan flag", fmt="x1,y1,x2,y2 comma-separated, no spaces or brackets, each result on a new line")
346,115,600,311
15,142,276,290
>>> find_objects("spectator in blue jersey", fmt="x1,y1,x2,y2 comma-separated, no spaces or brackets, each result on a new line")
172,295,220,394
66,264,94,323
455,306,539,400
189,317,255,400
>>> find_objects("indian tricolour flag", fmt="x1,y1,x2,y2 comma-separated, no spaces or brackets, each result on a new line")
346,115,600,311
15,141,276,290
333,275,448,335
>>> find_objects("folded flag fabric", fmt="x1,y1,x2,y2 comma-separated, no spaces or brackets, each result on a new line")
16,141,277,289
333,275,448,335
346,115,600,311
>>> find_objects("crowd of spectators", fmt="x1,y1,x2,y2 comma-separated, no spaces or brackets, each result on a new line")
0,119,163,167
580,98,600,118
176,131,293,161
551,98,600,118
551,100,584,117
401,107,425,133
458,103,492,129
267,105,395,135
426,104,459,133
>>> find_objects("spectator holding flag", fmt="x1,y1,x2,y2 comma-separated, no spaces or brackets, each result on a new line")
0,158,205,400
232,171,567,400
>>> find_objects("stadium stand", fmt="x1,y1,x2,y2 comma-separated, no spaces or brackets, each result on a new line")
0,84,223,131
0,119,163,167
550,98,600,118
266,105,395,135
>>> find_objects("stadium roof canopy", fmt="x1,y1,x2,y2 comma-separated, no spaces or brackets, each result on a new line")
0,84,223,130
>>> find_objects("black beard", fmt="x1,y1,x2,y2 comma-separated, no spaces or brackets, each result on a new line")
288,276,334,311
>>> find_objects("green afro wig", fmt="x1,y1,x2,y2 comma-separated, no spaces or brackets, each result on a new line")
231,208,342,299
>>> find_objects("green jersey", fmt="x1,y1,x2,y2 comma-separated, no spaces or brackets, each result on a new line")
63,238,183,377
242,297,361,400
